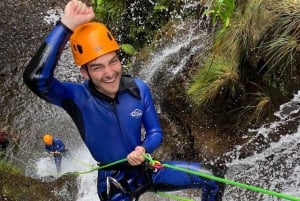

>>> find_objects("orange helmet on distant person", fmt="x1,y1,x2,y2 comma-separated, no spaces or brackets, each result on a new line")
43,134,53,145
70,22,120,66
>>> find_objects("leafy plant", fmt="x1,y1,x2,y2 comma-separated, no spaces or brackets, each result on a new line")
120,44,137,55
154,4,167,11
92,0,172,51
92,0,124,23
204,0,235,28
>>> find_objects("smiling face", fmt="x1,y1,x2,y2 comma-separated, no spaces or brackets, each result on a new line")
80,51,122,99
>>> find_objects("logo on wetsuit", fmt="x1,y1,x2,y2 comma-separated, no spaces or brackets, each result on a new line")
130,109,143,118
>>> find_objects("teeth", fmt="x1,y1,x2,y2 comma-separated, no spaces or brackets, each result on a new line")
104,79,115,83
103,77,115,83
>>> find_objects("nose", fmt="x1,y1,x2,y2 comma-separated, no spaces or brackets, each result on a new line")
103,65,114,76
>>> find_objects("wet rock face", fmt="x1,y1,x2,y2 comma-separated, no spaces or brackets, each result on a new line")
0,0,66,76
0,167,78,201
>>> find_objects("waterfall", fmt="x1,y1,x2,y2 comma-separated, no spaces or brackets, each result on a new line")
135,18,210,85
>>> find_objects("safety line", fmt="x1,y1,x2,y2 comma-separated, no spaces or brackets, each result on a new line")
63,158,127,175
5,144,299,201
67,155,95,168
163,163,300,201
143,153,300,201
62,154,300,200
63,154,300,200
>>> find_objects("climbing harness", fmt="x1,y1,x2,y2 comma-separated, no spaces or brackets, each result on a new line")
97,161,155,201
106,176,127,196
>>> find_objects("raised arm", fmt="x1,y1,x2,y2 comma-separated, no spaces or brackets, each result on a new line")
23,0,95,104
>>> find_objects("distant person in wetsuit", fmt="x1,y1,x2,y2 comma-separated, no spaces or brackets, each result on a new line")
43,134,70,174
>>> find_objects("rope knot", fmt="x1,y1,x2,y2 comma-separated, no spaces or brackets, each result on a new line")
143,153,164,169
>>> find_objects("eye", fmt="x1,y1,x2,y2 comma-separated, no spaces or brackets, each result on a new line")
91,65,104,71
110,57,119,65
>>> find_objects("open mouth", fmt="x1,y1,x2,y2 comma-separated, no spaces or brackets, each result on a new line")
102,74,117,83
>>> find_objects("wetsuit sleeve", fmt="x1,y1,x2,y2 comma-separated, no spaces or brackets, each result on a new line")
54,138,65,152
139,81,163,153
23,21,73,106
45,146,51,153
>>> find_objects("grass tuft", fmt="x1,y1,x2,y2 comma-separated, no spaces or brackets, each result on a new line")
187,55,244,108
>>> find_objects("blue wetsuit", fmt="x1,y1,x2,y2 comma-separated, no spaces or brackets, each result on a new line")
45,137,65,173
23,21,222,201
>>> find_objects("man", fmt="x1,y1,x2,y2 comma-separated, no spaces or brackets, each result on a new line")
43,134,69,174
23,0,223,200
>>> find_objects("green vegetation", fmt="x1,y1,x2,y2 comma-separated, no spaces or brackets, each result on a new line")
120,44,137,55
92,0,202,51
187,55,243,107
92,0,171,51
187,0,300,125
0,158,78,200
258,2,300,95
204,0,235,28
0,160,21,174
252,92,271,122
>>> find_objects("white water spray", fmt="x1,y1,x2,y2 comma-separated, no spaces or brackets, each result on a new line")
224,91,300,200
32,144,98,201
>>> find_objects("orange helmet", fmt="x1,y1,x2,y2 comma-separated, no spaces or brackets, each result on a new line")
70,22,120,66
43,134,53,145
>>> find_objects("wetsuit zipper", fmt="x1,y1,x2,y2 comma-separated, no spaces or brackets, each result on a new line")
109,100,134,148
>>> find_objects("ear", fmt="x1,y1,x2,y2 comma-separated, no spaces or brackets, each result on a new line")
80,66,90,80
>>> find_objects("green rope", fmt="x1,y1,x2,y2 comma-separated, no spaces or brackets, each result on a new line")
68,156,95,168
63,158,127,176
143,154,300,201
34,152,299,201
62,157,194,200
162,163,300,201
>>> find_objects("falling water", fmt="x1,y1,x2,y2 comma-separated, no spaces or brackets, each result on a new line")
135,19,210,85
223,91,300,200
32,144,99,201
